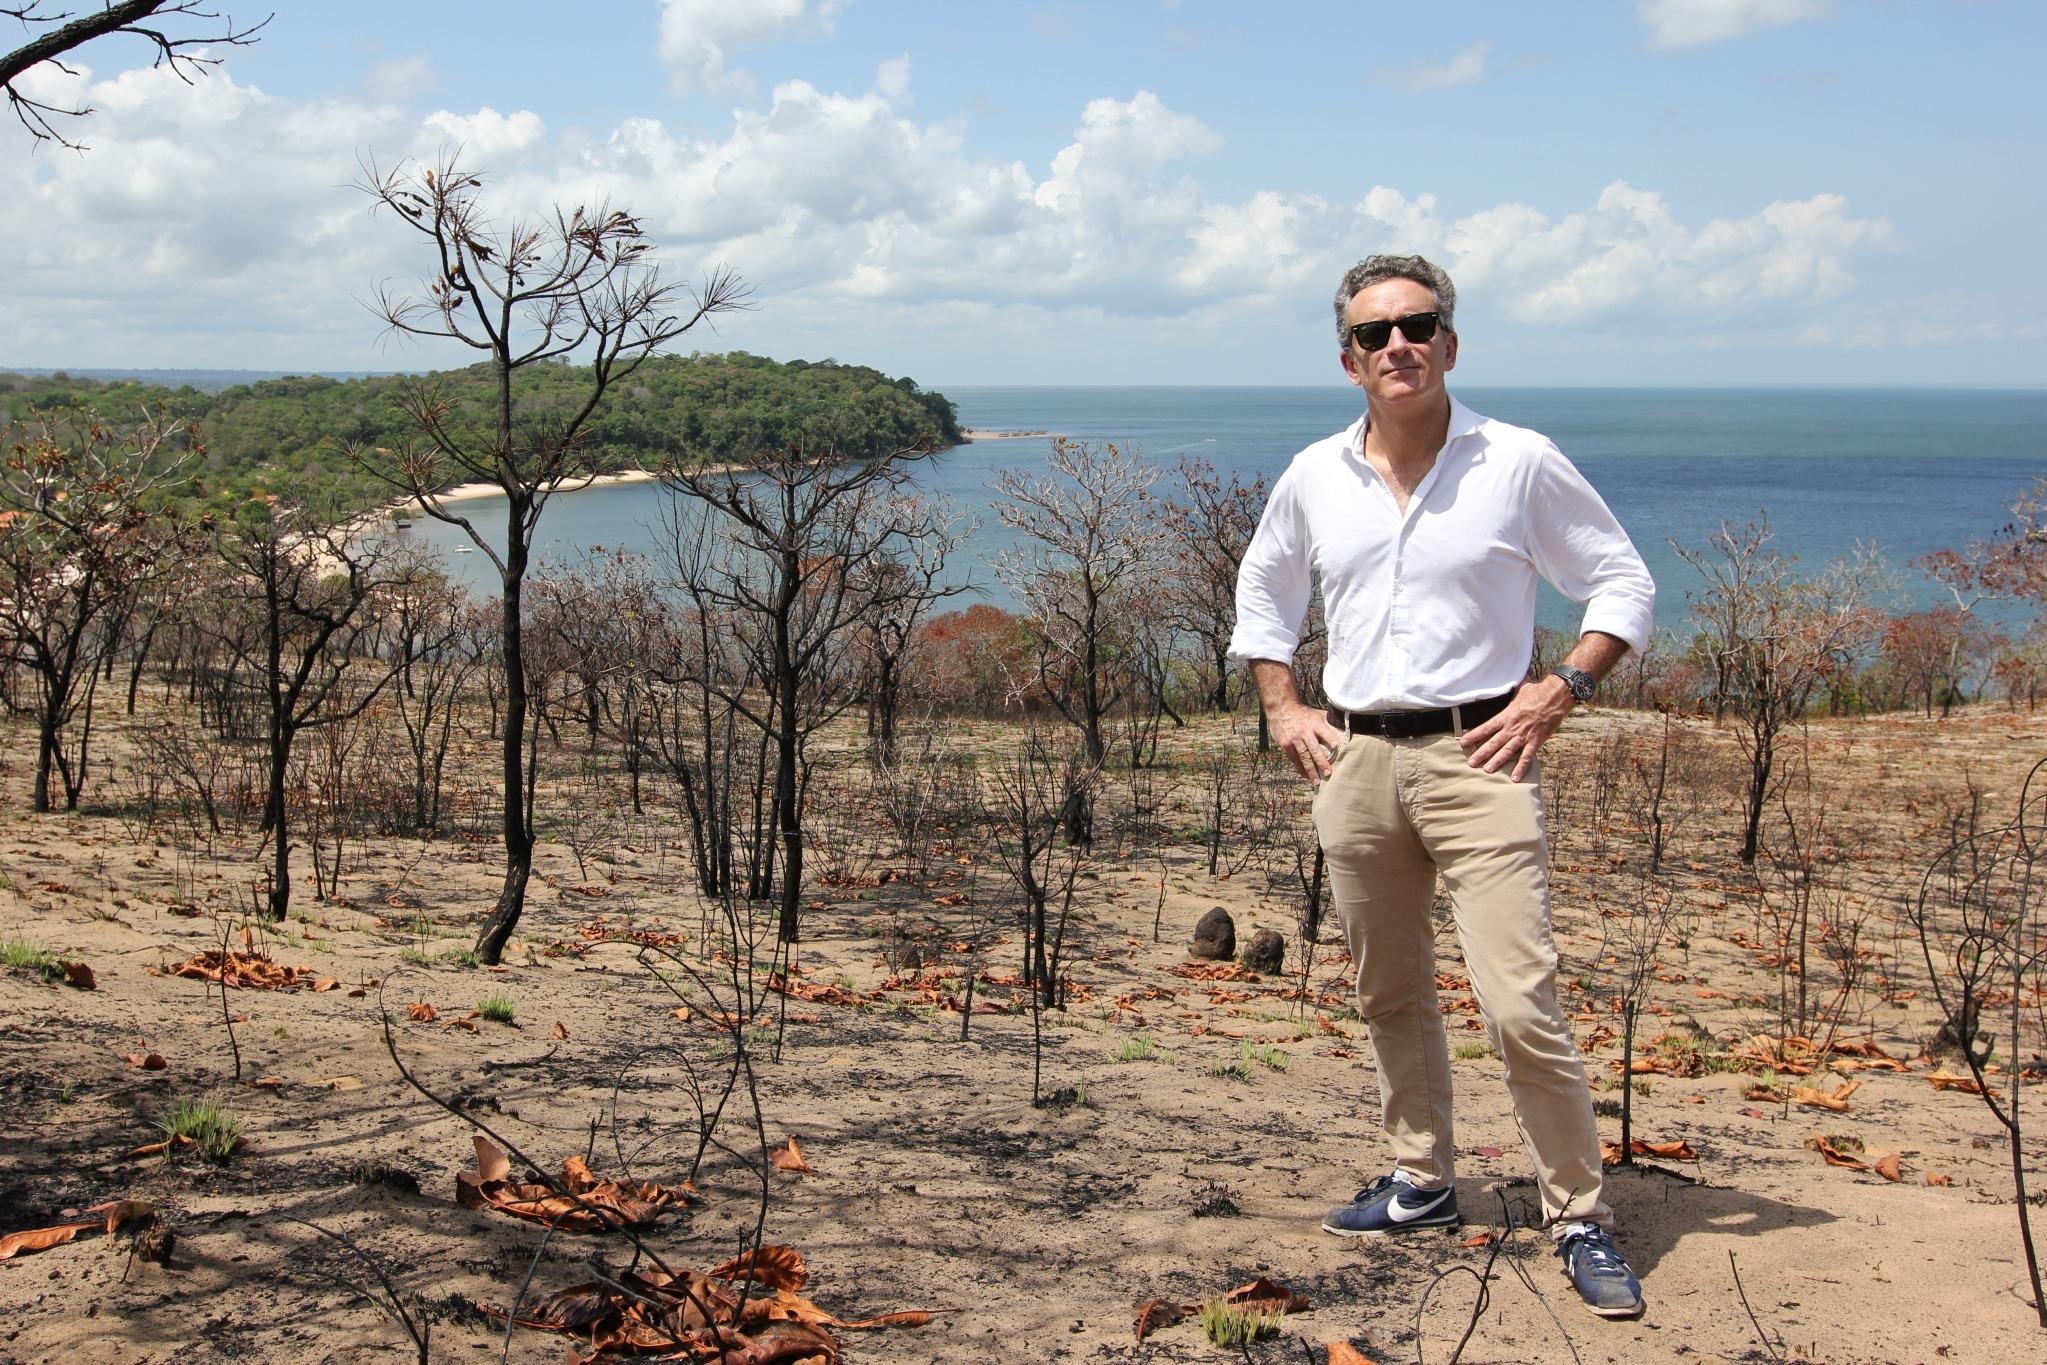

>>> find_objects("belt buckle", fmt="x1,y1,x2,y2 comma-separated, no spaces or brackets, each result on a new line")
1381,710,1417,740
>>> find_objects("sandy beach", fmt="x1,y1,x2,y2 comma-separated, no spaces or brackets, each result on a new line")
961,428,1056,441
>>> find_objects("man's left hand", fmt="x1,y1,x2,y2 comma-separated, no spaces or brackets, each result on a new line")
1458,676,1574,781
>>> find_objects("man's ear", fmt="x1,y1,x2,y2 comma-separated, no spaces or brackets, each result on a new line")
1442,329,1459,373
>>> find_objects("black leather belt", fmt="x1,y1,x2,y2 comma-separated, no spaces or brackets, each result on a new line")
1326,690,1514,739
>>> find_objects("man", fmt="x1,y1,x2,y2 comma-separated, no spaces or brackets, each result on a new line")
1229,255,1656,1318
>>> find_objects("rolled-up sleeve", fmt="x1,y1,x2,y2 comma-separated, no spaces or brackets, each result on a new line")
1228,468,1313,665
1523,443,1656,655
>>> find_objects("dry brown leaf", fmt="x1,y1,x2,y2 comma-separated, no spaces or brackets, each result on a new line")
473,1135,512,1184
85,1200,152,1234
130,1133,196,1158
123,1051,167,1070
1132,1298,1188,1344
770,1137,814,1173
708,1244,810,1292
1808,1133,1869,1171
1874,1154,1903,1183
1459,1232,1492,1247
1926,1172,1953,1187
549,1020,569,1041
443,1016,478,1032
1601,1137,1700,1164
1326,1344,1379,1365
244,1076,284,1089
162,949,323,991
457,1135,696,1234
311,977,338,992
1791,1080,1861,1111
1222,1276,1312,1315
406,1002,438,1022
61,960,95,989
1928,1070,1985,1095
0,1220,100,1259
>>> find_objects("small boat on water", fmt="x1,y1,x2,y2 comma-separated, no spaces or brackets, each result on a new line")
452,546,475,553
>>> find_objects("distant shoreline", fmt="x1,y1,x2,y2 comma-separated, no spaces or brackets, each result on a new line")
962,428,1058,441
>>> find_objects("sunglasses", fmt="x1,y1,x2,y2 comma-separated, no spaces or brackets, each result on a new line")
1347,311,1443,352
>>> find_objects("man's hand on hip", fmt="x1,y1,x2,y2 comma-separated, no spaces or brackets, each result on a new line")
1458,676,1573,781
1271,701,1347,788
1248,659,1346,788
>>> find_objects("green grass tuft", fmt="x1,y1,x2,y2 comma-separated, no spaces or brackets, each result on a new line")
2,938,64,981
157,1097,243,1162
1114,1034,1160,1063
1453,1041,1497,1060
476,992,516,1023
1197,1298,1284,1346
1240,1040,1290,1073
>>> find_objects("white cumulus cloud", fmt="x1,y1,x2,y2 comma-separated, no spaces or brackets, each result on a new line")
1637,0,1835,50
0,55,1911,376
1391,41,1492,94
657,0,843,97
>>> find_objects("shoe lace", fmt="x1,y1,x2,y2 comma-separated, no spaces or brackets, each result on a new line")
1557,1227,1626,1275
1351,1173,1398,1203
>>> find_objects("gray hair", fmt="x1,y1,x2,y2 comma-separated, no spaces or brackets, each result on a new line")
1334,255,1457,344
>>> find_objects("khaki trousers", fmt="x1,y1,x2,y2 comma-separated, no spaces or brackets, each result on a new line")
1312,731,1610,1229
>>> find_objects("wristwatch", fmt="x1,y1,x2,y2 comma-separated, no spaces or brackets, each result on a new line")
1551,665,1597,703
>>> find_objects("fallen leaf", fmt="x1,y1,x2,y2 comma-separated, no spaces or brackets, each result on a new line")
244,1076,284,1089
1326,1344,1379,1365
85,1200,152,1235
61,961,95,989
549,1020,569,1041
1928,1070,1985,1095
347,988,367,998
1459,1232,1492,1247
130,1133,197,1158
1791,1080,1860,1111
0,1220,100,1259
1874,1154,1903,1182
1808,1133,1869,1171
162,949,324,991
770,1137,814,1173
444,1016,479,1032
708,1244,809,1292
457,1135,696,1234
1926,1172,1953,1187
1601,1137,1699,1164
1222,1276,1312,1315
1133,1298,1187,1344
406,1002,438,1022
1738,1106,1768,1119
124,1052,167,1070
311,978,338,992
1471,1146,1504,1159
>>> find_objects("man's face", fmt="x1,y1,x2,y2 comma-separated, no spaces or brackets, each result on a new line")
1339,277,1457,406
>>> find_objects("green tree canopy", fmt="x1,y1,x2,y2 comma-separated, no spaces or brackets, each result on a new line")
0,352,961,507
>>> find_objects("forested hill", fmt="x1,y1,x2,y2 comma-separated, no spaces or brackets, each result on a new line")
0,353,962,505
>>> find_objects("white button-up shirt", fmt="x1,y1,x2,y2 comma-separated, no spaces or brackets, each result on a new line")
1228,396,1655,713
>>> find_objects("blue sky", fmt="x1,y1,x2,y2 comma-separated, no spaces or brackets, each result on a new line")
3,0,2042,387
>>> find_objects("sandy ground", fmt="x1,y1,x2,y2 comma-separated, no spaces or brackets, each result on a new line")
2,704,2045,1364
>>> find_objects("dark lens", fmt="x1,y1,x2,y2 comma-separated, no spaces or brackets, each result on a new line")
1395,312,1440,344
1350,320,1394,351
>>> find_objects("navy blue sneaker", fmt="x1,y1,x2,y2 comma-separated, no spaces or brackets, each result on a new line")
1321,1173,1460,1237
1554,1223,1644,1317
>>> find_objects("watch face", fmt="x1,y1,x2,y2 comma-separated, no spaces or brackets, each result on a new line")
1559,668,1595,701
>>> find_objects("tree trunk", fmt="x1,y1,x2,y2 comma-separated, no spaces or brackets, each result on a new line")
263,727,292,920
476,511,534,965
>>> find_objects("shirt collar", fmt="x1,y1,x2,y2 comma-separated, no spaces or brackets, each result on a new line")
1346,392,1485,461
